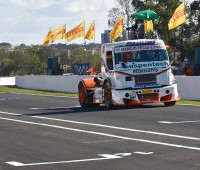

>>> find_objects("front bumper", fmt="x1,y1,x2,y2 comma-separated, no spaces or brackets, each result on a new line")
111,84,180,105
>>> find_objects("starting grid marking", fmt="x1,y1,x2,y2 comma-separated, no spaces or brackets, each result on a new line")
6,152,154,167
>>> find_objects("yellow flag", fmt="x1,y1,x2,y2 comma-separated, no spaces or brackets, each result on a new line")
168,2,186,30
43,28,51,46
49,24,66,43
144,20,153,32
110,16,123,41
85,21,95,40
66,22,85,42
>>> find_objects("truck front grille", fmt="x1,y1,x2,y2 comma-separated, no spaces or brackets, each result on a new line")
138,93,159,102
135,74,156,85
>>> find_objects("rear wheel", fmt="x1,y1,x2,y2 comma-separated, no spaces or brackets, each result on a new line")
103,81,113,109
78,81,90,108
164,101,176,107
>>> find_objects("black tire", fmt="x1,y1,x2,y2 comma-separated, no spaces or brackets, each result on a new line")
78,81,90,108
164,101,176,107
92,103,101,107
103,81,113,109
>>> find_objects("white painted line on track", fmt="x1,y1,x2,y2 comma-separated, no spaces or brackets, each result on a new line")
0,98,21,100
0,111,22,116
1,116,200,151
32,116,200,141
84,139,126,144
29,105,80,110
29,108,45,110
1,110,200,141
133,152,154,155
158,120,200,124
6,153,123,167
6,152,151,167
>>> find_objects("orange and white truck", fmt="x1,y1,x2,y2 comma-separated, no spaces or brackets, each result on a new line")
78,39,180,108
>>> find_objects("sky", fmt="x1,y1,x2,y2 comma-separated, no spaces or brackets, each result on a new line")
0,0,116,46
0,0,194,46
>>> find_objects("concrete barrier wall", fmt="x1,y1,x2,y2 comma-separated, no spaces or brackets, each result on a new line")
15,75,94,93
0,77,15,86
0,75,199,100
175,76,200,100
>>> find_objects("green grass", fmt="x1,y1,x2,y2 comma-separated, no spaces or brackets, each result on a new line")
177,100,200,105
0,86,200,105
0,86,78,97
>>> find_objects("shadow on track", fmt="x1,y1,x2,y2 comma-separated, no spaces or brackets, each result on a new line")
16,104,166,117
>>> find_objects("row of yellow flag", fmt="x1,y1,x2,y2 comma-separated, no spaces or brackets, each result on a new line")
168,2,186,30
43,21,95,46
109,15,154,41
43,2,186,45
110,2,186,41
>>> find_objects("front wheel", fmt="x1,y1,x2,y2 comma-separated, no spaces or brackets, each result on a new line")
164,101,176,107
78,81,89,108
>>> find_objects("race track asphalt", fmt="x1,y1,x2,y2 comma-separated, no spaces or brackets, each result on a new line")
0,92,200,170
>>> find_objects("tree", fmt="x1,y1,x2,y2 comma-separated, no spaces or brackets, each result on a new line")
108,0,135,40
0,42,12,49
130,0,199,62
0,58,13,76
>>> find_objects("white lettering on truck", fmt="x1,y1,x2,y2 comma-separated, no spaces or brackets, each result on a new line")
126,61,169,69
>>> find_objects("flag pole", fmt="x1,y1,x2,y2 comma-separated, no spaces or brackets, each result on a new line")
94,20,95,44
64,24,67,45
84,21,86,45
65,28,67,45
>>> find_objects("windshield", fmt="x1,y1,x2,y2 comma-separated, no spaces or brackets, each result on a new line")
114,45,169,65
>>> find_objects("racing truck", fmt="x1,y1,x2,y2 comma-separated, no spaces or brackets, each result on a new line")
78,39,180,108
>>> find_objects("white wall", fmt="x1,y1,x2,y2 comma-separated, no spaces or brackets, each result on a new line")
0,77,15,86
15,75,94,93
175,76,200,100
0,75,199,100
